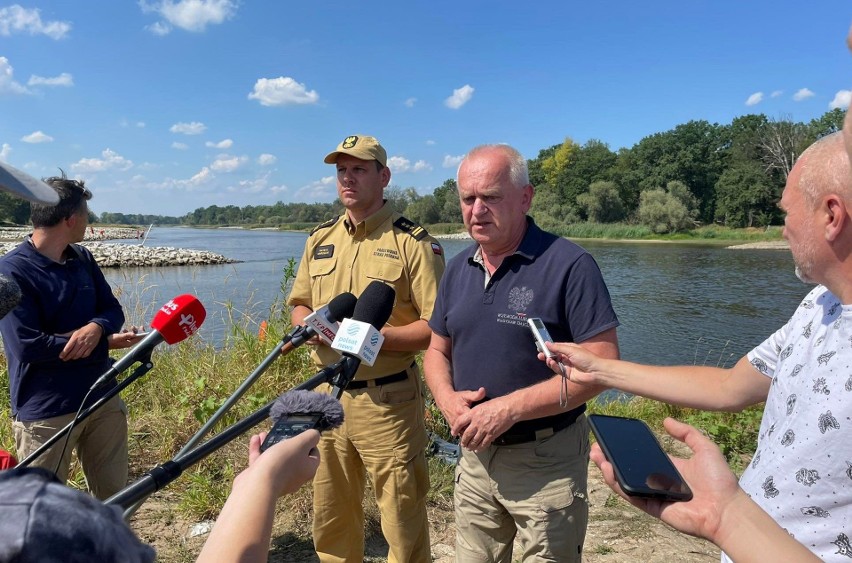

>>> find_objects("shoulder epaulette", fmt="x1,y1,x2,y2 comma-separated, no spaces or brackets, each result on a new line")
393,216,429,241
310,216,340,235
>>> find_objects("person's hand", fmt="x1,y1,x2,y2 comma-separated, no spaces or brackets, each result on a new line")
434,386,486,439
59,322,104,360
590,417,740,542
236,429,321,497
539,342,601,385
456,397,515,452
107,326,147,350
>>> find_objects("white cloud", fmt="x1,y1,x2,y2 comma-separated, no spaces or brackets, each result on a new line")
0,5,71,39
404,97,417,108
248,76,319,106
0,143,11,161
294,176,336,202
137,121,146,128
27,72,73,87
140,0,237,34
443,154,463,168
257,153,277,166
793,88,815,102
71,148,133,173
829,90,851,110
745,92,763,106
226,174,287,195
170,121,207,135
210,153,248,173
445,84,474,109
186,166,213,188
171,142,189,150
387,156,411,173
413,160,432,172
21,131,53,143
770,90,783,98
0,57,29,95
426,140,436,146
205,138,233,149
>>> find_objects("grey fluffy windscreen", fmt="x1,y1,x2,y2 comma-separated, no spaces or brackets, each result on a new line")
270,390,344,430
0,274,22,320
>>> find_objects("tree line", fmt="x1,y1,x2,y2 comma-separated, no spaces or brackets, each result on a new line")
0,109,843,234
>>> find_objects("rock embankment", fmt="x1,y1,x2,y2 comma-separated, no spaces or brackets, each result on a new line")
0,241,236,268
0,226,145,242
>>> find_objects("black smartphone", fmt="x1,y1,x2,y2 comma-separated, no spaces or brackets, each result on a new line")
259,413,324,452
588,414,693,502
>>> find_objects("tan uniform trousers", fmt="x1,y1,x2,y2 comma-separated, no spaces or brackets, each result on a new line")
13,395,128,500
312,364,431,563
454,414,591,563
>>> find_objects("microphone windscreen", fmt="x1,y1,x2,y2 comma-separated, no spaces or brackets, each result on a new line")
0,274,21,320
325,292,357,323
353,281,395,330
150,294,207,344
270,390,345,431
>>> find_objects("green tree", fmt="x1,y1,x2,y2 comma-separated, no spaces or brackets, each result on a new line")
808,108,846,140
714,162,777,227
539,138,580,196
405,195,440,225
0,192,31,224
576,181,625,223
637,186,693,234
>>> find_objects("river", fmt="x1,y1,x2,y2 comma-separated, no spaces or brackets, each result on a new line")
103,227,807,367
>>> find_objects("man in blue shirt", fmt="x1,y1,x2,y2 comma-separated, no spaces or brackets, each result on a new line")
424,144,620,562
0,174,141,499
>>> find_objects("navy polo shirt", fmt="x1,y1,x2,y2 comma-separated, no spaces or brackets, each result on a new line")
430,218,619,404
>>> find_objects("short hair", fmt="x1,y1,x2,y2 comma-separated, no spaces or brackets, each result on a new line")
798,132,852,208
458,144,530,189
30,171,92,228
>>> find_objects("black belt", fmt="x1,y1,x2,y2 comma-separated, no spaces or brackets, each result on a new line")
345,367,410,390
493,409,583,446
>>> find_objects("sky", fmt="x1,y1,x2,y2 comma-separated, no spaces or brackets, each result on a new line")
1,1,850,217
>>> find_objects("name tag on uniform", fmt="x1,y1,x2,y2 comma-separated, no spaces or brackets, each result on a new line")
314,245,334,259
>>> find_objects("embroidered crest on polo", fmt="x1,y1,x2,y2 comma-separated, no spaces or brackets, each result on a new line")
342,136,358,148
508,286,534,312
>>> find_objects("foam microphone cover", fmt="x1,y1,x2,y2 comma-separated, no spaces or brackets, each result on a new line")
353,281,396,330
270,390,345,431
0,274,22,320
150,294,207,344
326,292,357,322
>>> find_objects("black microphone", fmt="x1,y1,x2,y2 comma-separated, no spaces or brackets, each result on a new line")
284,292,358,350
259,390,345,452
327,281,396,394
0,274,22,320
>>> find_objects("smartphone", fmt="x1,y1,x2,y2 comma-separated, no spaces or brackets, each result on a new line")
133,331,150,337
588,414,693,502
527,317,555,358
259,413,324,452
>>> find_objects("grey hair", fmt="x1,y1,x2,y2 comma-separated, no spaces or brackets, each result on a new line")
457,144,530,189
798,132,852,208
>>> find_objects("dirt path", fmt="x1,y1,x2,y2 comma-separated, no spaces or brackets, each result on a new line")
131,458,719,562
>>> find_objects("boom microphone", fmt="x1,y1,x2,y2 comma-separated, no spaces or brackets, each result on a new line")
260,390,345,452
0,274,22,320
289,292,357,347
0,160,59,204
92,294,206,388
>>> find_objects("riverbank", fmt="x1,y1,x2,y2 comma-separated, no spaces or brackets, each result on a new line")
0,226,236,267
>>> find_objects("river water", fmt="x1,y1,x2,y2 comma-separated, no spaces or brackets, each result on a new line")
104,227,807,367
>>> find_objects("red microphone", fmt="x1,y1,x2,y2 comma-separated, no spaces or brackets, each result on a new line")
93,294,206,388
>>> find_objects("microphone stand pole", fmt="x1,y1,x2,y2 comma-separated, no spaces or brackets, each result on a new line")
18,353,154,468
119,330,306,519
108,361,345,513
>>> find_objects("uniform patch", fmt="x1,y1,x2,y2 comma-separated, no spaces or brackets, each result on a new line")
393,216,428,241
431,242,443,255
342,136,358,148
373,248,400,260
314,245,334,260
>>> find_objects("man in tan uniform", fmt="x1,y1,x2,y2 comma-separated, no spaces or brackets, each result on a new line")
288,135,445,563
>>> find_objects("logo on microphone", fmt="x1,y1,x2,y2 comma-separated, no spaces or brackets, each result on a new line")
347,324,360,336
370,333,379,346
178,313,200,337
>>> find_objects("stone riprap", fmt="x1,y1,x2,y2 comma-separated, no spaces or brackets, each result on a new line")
0,226,235,267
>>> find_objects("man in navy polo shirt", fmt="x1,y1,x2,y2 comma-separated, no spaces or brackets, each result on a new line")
424,144,620,562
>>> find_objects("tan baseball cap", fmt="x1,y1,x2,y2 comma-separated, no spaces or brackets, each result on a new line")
324,135,387,167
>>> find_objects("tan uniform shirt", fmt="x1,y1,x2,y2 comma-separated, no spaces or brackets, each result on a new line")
288,203,445,380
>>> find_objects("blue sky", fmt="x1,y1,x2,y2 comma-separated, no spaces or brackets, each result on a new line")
1,1,850,217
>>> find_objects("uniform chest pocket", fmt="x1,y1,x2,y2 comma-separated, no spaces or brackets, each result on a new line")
365,260,406,306
308,256,337,305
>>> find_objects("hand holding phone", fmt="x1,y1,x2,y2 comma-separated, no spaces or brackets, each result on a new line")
589,414,693,502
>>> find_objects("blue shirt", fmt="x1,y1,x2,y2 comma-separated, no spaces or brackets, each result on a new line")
0,240,124,420
429,219,619,407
